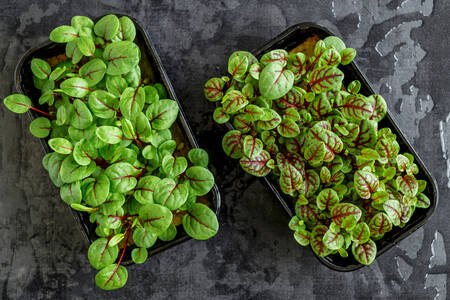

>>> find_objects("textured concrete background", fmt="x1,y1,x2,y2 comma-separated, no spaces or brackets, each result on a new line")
0,0,449,299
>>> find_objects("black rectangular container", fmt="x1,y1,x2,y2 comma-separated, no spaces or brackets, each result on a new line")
224,23,438,271
14,15,221,265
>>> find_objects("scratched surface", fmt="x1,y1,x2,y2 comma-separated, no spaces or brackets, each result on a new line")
0,0,449,299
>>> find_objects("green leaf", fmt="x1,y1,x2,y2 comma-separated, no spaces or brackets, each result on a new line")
204,77,225,102
146,99,179,130
260,49,288,66
287,52,307,80
154,178,188,210
340,48,357,65
316,188,339,210
249,62,263,80
354,170,379,199
242,135,263,159
351,222,370,244
323,229,344,250
103,41,139,75
279,164,302,195
396,175,418,197
119,87,145,122
3,94,32,114
29,117,51,138
60,155,96,183
84,175,110,207
256,109,281,130
60,181,82,205
369,212,392,237
31,58,51,79
71,16,94,31
309,66,343,94
416,193,431,208
331,203,362,227
133,175,160,204
277,118,300,138
213,107,230,124
88,238,119,270
228,55,248,79
131,248,148,264
139,203,173,236
240,150,272,177
95,264,128,290
77,36,95,57
185,166,215,196
106,75,128,97
367,94,387,122
88,90,118,119
182,203,218,240
298,169,320,198
222,130,244,159
383,200,402,226
187,148,209,167
259,62,294,100
133,228,157,248
158,223,177,242
105,162,137,193
117,16,136,41
60,77,91,98
79,58,107,87
49,25,78,43
48,138,73,154
352,239,377,265
94,14,120,40
310,225,333,257
221,90,248,114
96,126,123,144
293,229,310,246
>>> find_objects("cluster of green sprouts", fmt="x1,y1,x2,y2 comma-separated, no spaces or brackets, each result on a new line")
3,14,218,290
204,36,430,265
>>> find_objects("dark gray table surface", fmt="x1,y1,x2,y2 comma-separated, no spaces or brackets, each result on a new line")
0,0,449,299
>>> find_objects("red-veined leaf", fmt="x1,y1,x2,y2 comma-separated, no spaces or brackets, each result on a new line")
239,150,271,177
331,203,362,226
308,66,344,94
222,130,244,159
352,239,377,265
311,225,333,257
396,175,418,197
368,212,392,237
354,170,379,199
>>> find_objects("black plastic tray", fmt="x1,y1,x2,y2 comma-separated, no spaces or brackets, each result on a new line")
14,15,221,266
224,23,438,271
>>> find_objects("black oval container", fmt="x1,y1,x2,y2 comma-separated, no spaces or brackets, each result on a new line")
14,15,221,265
223,23,438,271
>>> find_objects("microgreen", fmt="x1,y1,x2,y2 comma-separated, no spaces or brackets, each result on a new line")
3,14,219,290
204,35,429,266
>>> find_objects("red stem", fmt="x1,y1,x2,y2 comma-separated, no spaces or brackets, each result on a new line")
104,226,131,288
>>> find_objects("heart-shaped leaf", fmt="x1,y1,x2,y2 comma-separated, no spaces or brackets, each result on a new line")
351,222,370,244
117,16,136,41
88,90,118,119
228,55,248,79
243,135,263,159
323,228,344,250
416,193,430,208
279,164,303,194
120,87,145,121
298,169,320,198
277,118,300,138
158,223,177,242
213,107,230,124
182,203,218,240
256,109,281,130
